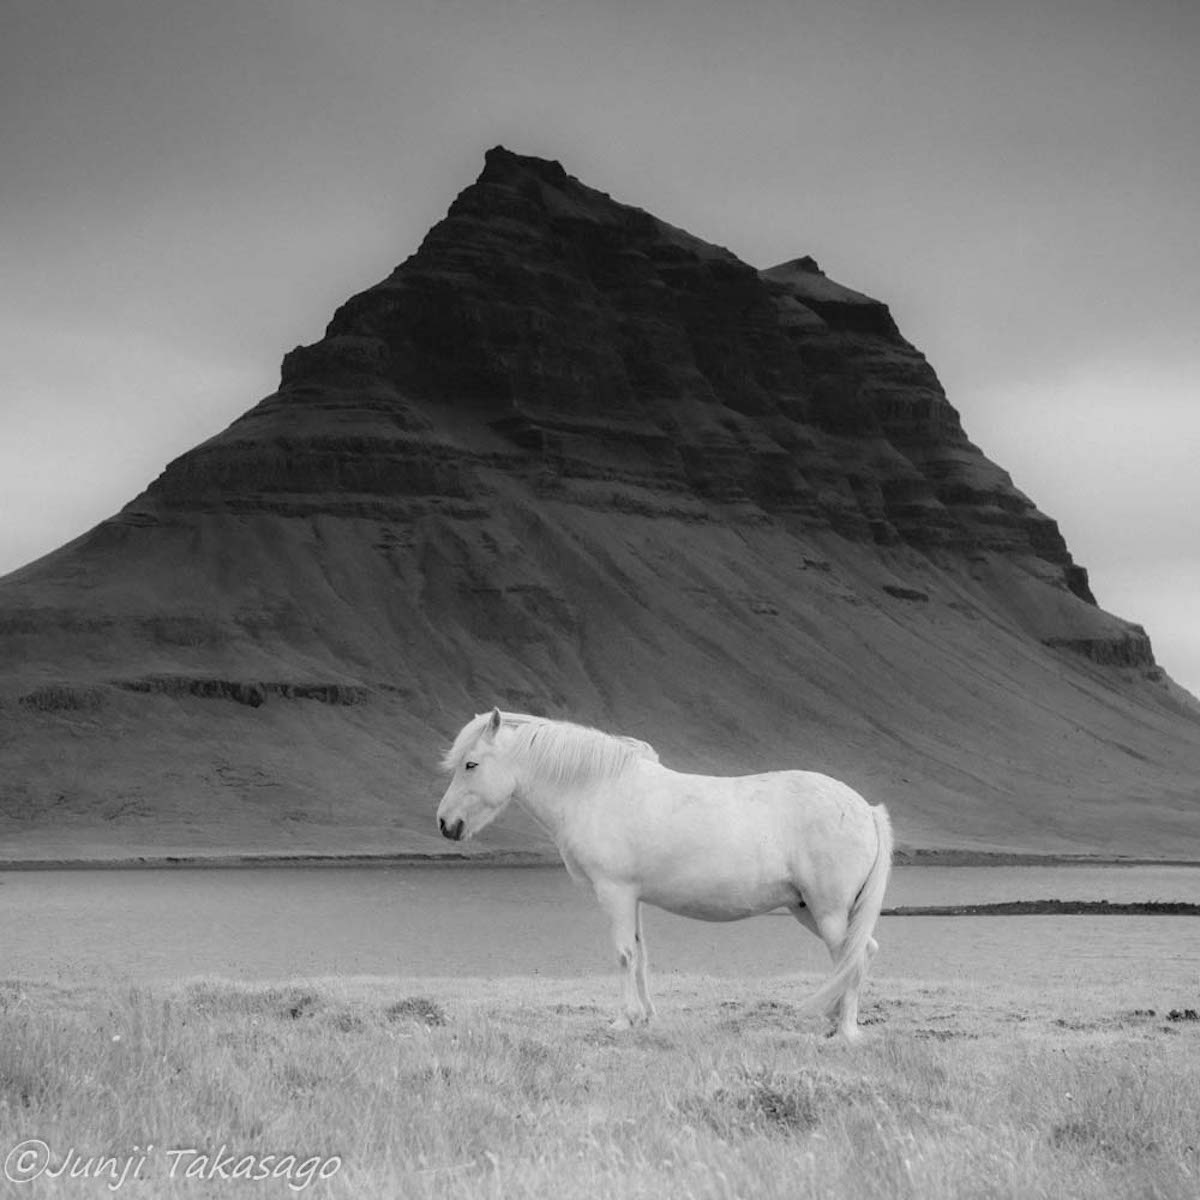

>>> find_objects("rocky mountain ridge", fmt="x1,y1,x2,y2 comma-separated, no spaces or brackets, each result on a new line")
140,150,1094,575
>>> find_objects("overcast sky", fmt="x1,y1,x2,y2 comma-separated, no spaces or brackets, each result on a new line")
3,0,1198,696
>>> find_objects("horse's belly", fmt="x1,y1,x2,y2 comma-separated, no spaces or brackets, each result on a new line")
641,876,796,922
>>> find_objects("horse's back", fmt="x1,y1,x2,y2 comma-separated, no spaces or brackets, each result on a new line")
652,764,873,825
596,763,879,891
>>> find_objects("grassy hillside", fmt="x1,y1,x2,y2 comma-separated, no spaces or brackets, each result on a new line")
3,502,1198,861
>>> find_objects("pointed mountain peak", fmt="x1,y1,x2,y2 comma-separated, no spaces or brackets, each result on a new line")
480,144,571,186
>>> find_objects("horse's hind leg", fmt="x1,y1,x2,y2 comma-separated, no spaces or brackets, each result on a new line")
594,883,646,1030
789,904,864,1043
634,902,655,1021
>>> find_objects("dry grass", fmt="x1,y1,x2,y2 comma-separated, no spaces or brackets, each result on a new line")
0,974,1197,1197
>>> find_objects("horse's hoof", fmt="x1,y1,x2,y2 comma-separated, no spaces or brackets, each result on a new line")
609,1016,634,1032
823,1026,865,1045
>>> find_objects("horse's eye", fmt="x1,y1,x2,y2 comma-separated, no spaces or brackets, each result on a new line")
464,761,478,771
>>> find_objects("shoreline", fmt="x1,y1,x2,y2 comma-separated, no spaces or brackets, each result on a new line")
882,899,1200,916
0,848,1198,871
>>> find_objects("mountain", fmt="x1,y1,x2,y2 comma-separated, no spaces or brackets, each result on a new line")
2,146,1197,862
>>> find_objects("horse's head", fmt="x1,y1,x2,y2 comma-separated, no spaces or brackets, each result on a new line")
437,708,518,841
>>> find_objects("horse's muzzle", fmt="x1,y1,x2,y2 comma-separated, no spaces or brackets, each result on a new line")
439,816,465,841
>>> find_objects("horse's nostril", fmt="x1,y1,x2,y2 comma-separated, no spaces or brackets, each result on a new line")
440,817,464,841
438,816,447,835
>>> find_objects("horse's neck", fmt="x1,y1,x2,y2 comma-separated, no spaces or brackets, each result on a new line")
512,769,573,838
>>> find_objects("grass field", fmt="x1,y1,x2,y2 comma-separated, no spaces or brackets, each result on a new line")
1,972,1197,1198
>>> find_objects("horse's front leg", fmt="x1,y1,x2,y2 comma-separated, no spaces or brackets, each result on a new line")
594,882,645,1030
634,901,655,1021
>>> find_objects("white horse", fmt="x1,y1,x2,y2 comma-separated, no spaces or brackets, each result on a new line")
437,709,893,1042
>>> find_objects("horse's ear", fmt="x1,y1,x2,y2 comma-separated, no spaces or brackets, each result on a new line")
484,707,502,740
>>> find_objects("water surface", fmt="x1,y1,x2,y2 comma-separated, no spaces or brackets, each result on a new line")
1,864,1195,991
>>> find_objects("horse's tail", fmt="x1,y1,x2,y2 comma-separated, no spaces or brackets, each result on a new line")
799,803,893,1018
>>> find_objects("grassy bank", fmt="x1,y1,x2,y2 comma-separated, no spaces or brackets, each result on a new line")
1,974,1197,1198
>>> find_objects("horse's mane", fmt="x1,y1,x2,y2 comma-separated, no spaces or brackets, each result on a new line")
441,712,658,784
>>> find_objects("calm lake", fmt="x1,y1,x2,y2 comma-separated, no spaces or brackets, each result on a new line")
1,864,1196,991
